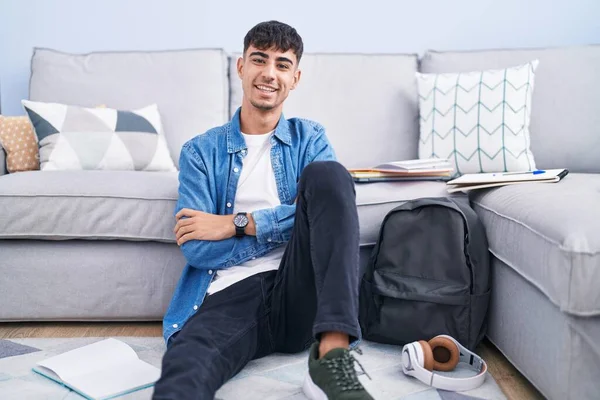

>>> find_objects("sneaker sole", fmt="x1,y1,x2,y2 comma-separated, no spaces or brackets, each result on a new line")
302,374,328,400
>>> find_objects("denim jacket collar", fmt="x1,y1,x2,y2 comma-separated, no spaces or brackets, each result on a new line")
227,107,292,153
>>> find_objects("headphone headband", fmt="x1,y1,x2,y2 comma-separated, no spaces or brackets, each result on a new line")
401,335,488,392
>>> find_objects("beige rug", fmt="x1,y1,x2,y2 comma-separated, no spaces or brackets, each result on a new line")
0,336,506,399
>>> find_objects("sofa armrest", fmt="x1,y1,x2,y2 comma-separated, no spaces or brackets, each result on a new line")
0,141,7,176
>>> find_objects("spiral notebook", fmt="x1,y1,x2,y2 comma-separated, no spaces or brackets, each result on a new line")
32,338,161,400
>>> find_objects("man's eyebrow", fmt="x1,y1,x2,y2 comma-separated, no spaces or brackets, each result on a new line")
276,56,294,65
249,51,269,59
248,51,294,66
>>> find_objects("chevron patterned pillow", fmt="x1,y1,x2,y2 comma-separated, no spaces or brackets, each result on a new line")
21,100,177,172
416,60,539,175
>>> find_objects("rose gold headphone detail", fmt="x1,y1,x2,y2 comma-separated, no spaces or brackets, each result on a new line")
418,336,460,372
402,334,488,392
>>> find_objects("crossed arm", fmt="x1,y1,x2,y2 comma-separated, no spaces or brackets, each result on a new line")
173,143,297,270
174,129,335,270
174,208,256,245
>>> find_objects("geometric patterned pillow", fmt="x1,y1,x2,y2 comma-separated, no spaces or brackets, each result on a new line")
21,100,177,172
416,60,539,175
0,115,40,173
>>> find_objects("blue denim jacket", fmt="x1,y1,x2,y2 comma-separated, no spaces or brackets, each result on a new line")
162,107,337,346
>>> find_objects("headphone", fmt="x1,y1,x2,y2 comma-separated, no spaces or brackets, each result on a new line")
401,334,488,392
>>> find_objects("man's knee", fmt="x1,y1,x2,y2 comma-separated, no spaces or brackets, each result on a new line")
299,161,353,195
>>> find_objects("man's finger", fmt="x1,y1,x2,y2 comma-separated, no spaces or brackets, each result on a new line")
175,224,193,241
175,208,194,220
177,231,195,246
173,217,194,233
175,222,193,238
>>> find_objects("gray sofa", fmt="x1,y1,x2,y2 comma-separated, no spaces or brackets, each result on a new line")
1,45,599,399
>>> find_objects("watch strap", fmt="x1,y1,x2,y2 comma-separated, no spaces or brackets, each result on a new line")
235,224,245,237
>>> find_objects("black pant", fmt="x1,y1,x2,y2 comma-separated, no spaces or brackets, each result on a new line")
152,161,361,399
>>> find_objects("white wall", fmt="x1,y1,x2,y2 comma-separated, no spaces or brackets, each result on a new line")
1,0,599,115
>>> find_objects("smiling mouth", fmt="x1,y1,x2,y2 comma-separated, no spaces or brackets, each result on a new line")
255,84,277,93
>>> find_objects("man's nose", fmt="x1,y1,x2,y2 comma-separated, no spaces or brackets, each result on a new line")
261,63,276,81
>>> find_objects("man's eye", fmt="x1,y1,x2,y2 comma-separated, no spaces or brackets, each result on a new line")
253,58,265,64
278,64,289,69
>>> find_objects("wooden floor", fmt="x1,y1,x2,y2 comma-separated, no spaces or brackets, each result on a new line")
0,322,544,399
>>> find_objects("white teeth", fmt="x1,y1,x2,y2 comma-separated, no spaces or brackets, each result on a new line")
257,85,276,92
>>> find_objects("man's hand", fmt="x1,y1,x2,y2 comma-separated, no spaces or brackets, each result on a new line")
174,208,235,245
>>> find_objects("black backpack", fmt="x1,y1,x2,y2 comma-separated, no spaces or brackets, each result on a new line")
358,195,491,351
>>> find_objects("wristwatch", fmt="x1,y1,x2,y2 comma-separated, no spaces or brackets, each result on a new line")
233,212,249,237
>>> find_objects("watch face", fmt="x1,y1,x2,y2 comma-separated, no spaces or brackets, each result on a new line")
234,214,248,227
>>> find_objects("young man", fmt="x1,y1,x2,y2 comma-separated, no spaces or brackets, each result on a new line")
152,21,374,400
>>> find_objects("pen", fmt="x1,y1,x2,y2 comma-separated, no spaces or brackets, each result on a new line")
502,170,546,175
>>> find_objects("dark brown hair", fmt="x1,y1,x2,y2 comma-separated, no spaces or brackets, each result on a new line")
243,20,304,64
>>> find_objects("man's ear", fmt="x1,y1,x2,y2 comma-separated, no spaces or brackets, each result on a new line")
236,56,244,79
291,69,302,90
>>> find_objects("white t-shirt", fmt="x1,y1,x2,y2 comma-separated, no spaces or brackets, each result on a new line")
207,130,285,295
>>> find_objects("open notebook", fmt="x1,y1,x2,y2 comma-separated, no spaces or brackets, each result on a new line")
32,338,161,400
446,168,569,193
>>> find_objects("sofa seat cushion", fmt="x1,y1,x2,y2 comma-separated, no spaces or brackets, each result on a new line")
0,171,449,246
0,170,179,242
470,173,600,316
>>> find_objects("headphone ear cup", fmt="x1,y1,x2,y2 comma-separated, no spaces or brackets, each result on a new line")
428,336,460,371
417,340,434,371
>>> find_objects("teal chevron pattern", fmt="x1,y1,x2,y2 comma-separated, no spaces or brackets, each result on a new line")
416,60,539,175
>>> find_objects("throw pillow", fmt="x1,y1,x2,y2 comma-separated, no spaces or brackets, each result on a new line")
0,115,40,173
416,60,539,175
21,100,177,172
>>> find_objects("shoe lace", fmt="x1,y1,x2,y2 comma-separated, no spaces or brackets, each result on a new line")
323,348,372,391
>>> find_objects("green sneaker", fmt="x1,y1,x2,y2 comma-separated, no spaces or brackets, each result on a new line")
302,342,375,400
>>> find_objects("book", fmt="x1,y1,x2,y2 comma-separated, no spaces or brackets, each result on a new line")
372,158,453,171
446,168,569,193
352,174,451,183
349,158,453,174
348,158,454,182
32,338,161,400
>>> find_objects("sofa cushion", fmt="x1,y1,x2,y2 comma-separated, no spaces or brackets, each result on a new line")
229,52,420,169
470,173,600,316
29,48,230,167
0,170,448,247
0,115,40,173
22,101,176,172
420,45,600,174
416,60,539,175
0,170,179,242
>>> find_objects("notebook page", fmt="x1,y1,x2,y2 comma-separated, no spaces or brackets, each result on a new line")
36,338,139,381
66,358,161,399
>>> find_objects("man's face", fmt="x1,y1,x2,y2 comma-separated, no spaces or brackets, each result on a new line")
237,45,301,112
